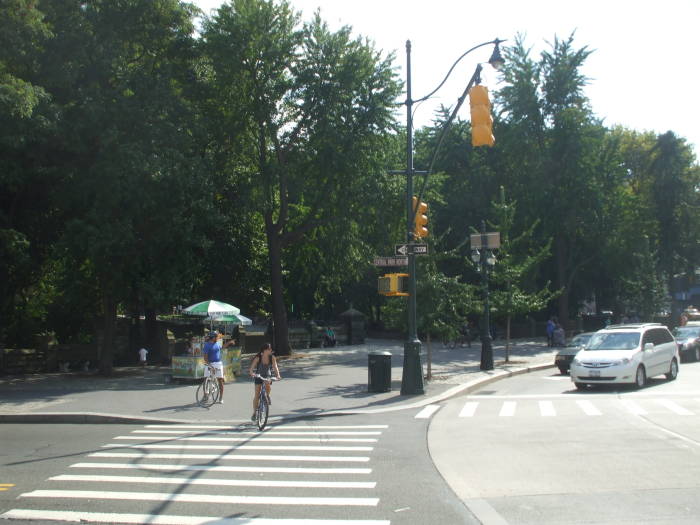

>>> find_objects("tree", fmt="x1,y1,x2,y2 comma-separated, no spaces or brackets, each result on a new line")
202,0,402,354
488,187,559,360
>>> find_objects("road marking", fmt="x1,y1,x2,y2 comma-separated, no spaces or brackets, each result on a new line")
539,400,556,417
414,404,441,419
102,443,373,452
0,509,390,524
135,430,383,436
20,489,380,507
70,462,372,474
115,435,378,443
50,474,376,489
90,452,370,462
0,484,14,491
655,399,694,415
499,401,516,417
144,424,388,430
576,400,602,416
459,401,479,417
620,399,647,415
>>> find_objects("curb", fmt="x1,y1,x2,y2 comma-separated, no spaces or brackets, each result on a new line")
0,362,555,424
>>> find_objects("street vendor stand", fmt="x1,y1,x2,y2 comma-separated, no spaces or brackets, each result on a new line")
171,334,241,382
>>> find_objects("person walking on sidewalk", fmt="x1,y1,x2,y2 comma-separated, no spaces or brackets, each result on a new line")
248,343,282,421
138,347,148,367
203,331,233,404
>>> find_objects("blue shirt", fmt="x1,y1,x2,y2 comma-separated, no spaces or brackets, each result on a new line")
203,341,222,363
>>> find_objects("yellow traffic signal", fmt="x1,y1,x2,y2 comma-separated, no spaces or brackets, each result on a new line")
378,273,409,296
412,196,428,239
469,84,494,147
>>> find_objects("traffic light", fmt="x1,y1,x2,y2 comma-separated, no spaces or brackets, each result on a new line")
469,84,494,147
378,273,409,296
412,196,428,239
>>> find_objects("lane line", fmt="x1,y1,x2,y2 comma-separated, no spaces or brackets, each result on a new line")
655,399,694,415
414,405,441,419
20,489,380,506
89,452,370,462
539,400,556,417
115,436,378,443
458,401,478,417
620,399,647,415
70,462,372,474
144,425,388,430
135,430,383,436
499,401,516,417
102,443,373,452
576,400,602,416
0,509,390,524
50,474,376,489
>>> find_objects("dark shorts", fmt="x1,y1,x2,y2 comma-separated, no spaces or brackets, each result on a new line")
254,376,272,386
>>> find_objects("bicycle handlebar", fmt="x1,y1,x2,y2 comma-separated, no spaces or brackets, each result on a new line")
252,374,281,382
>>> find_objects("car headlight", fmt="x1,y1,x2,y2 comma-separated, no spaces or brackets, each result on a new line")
611,358,631,366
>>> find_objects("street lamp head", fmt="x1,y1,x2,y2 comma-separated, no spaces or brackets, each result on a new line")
471,249,481,263
488,39,505,71
486,251,497,266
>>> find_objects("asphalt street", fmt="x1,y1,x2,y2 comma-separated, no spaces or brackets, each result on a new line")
0,411,477,525
429,361,700,525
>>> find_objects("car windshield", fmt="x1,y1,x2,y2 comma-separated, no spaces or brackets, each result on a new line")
567,334,592,347
586,332,640,350
673,327,700,339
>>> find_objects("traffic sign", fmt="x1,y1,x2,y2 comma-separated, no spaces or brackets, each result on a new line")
470,232,500,249
395,244,429,256
373,256,408,267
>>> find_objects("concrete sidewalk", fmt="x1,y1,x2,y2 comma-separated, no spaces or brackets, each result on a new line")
0,338,557,424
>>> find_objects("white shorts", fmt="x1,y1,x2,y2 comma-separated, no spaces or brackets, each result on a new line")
205,361,224,378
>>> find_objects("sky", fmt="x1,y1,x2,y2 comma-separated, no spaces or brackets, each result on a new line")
192,0,700,155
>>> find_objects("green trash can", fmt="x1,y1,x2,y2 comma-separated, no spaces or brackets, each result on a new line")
368,351,391,392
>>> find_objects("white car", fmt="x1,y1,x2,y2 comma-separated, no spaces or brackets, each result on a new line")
570,323,679,390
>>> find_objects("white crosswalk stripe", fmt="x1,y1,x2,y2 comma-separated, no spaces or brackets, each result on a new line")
443,397,700,418
0,423,390,524
414,404,441,418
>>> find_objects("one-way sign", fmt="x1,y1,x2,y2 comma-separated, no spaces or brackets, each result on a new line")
395,243,429,256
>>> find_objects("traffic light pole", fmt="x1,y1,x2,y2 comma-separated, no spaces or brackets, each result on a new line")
401,40,424,395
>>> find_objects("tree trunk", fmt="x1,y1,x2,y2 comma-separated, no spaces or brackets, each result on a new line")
145,308,158,359
99,291,117,376
505,315,511,363
426,332,432,381
266,223,290,356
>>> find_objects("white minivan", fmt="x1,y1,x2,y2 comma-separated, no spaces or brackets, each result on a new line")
570,323,679,390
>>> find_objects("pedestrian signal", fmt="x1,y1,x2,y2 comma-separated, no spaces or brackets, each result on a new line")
378,273,409,296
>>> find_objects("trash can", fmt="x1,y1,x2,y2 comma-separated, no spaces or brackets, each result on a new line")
368,351,391,392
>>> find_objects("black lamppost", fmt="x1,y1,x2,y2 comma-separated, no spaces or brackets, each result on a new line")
398,39,504,395
471,221,497,371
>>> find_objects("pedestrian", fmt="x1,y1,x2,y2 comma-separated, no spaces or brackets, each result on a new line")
546,317,556,347
323,326,336,347
552,323,566,347
138,347,148,367
203,331,233,404
248,342,282,421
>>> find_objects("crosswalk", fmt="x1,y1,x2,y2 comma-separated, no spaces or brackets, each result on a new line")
415,397,700,419
1,423,391,524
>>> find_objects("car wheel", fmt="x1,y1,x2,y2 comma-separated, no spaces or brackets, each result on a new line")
558,366,567,375
574,382,587,390
665,358,678,381
634,365,646,389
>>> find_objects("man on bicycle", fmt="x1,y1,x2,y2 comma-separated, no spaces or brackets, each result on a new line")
202,331,233,404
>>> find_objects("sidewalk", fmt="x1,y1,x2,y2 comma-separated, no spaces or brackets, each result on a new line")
0,338,557,424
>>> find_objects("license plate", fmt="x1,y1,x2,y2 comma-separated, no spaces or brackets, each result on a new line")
589,370,600,377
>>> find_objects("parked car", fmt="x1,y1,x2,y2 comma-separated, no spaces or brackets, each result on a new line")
672,325,700,362
554,332,594,374
570,323,678,390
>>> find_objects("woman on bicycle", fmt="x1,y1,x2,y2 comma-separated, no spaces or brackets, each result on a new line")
248,342,281,421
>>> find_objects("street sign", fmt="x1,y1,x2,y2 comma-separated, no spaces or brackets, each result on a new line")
373,256,408,267
470,232,500,249
395,244,429,256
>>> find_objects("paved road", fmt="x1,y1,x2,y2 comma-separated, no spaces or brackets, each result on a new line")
429,361,700,524
0,411,478,524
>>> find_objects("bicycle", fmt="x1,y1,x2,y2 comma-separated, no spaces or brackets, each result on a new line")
196,364,220,408
252,374,280,430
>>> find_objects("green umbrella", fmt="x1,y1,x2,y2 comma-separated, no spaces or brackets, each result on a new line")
183,299,240,317
209,314,253,326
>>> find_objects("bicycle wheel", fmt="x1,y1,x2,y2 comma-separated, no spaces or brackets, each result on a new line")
256,395,269,430
196,378,217,408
